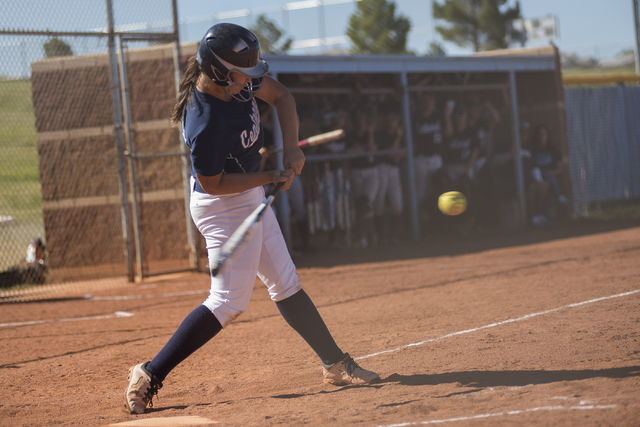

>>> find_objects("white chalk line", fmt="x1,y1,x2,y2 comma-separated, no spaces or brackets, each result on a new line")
85,289,209,301
3,287,638,350
0,311,134,328
376,404,618,426
357,289,640,361
0,290,209,327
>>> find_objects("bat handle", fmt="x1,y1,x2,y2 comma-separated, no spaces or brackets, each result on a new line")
268,181,285,198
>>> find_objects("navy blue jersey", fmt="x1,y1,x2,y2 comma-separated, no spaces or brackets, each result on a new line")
532,145,561,171
183,90,264,181
468,117,491,157
344,129,376,169
412,112,442,157
375,129,402,166
443,127,480,165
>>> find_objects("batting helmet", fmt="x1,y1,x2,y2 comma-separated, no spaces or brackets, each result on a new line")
196,23,269,102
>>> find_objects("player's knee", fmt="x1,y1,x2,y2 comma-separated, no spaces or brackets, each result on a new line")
355,196,374,219
268,280,302,303
202,295,251,328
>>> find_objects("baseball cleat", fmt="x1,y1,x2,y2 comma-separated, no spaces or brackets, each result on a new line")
322,353,380,385
124,362,163,414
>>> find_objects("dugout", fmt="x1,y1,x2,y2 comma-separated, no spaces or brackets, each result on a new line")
30,43,566,282
265,45,568,245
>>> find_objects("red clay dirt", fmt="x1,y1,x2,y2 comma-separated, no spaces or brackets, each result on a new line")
1,219,639,426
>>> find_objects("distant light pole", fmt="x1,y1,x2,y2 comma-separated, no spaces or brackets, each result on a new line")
318,1,326,51
634,0,640,73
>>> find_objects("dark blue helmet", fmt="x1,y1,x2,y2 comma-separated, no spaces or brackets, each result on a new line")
196,23,269,101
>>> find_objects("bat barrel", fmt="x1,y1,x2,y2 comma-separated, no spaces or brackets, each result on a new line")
267,129,344,154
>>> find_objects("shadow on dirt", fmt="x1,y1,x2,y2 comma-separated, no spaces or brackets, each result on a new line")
383,366,640,388
294,219,640,269
145,405,189,413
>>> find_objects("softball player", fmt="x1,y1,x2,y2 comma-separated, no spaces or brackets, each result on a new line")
347,109,380,248
124,23,379,415
374,111,405,244
412,93,443,206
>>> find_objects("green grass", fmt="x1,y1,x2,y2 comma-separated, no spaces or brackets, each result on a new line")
585,203,640,220
562,66,637,76
0,80,38,181
0,79,44,270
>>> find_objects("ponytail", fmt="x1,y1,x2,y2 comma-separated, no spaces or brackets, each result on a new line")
171,56,201,125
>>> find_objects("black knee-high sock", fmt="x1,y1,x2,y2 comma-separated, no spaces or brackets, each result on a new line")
146,305,222,381
276,289,344,366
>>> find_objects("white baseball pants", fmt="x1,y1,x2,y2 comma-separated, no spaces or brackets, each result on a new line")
350,166,380,208
414,154,443,203
375,163,403,216
190,178,302,328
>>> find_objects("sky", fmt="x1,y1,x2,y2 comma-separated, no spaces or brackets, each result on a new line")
0,0,636,79
176,0,637,60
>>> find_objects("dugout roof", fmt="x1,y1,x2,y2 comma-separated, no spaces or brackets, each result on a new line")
262,53,557,74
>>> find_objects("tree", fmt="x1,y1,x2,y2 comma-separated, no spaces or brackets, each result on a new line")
249,15,293,55
561,53,598,70
433,0,521,52
347,0,412,55
43,37,73,58
426,41,446,56
616,48,635,58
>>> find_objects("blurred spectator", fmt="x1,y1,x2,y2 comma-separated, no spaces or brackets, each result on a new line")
523,123,553,226
346,109,380,248
319,110,350,247
437,103,480,235
442,103,480,182
483,121,551,227
412,93,443,210
0,237,47,288
374,111,405,244
531,125,569,206
467,95,501,176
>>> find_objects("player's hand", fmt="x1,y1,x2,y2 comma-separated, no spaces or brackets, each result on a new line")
283,145,305,175
270,168,295,190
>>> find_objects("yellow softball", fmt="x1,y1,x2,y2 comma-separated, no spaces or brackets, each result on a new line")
438,191,468,216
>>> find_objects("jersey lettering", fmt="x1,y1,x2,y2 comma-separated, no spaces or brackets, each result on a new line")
240,100,261,149
449,138,471,150
417,121,442,145
418,122,441,134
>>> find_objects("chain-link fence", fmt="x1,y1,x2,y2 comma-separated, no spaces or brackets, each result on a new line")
0,0,192,291
565,84,640,216
2,2,570,293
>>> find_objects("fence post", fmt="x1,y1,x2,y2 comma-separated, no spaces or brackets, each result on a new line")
508,70,527,227
633,0,640,74
106,0,135,282
270,72,292,248
117,36,144,280
620,84,635,198
172,0,200,271
400,71,420,240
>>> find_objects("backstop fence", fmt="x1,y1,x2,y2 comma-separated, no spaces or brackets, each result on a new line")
564,84,640,216
0,0,199,288
4,2,629,290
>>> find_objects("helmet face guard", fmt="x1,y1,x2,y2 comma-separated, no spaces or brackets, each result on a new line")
197,23,269,102
225,74,266,103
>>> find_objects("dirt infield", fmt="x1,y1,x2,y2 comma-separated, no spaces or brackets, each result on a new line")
1,220,639,426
